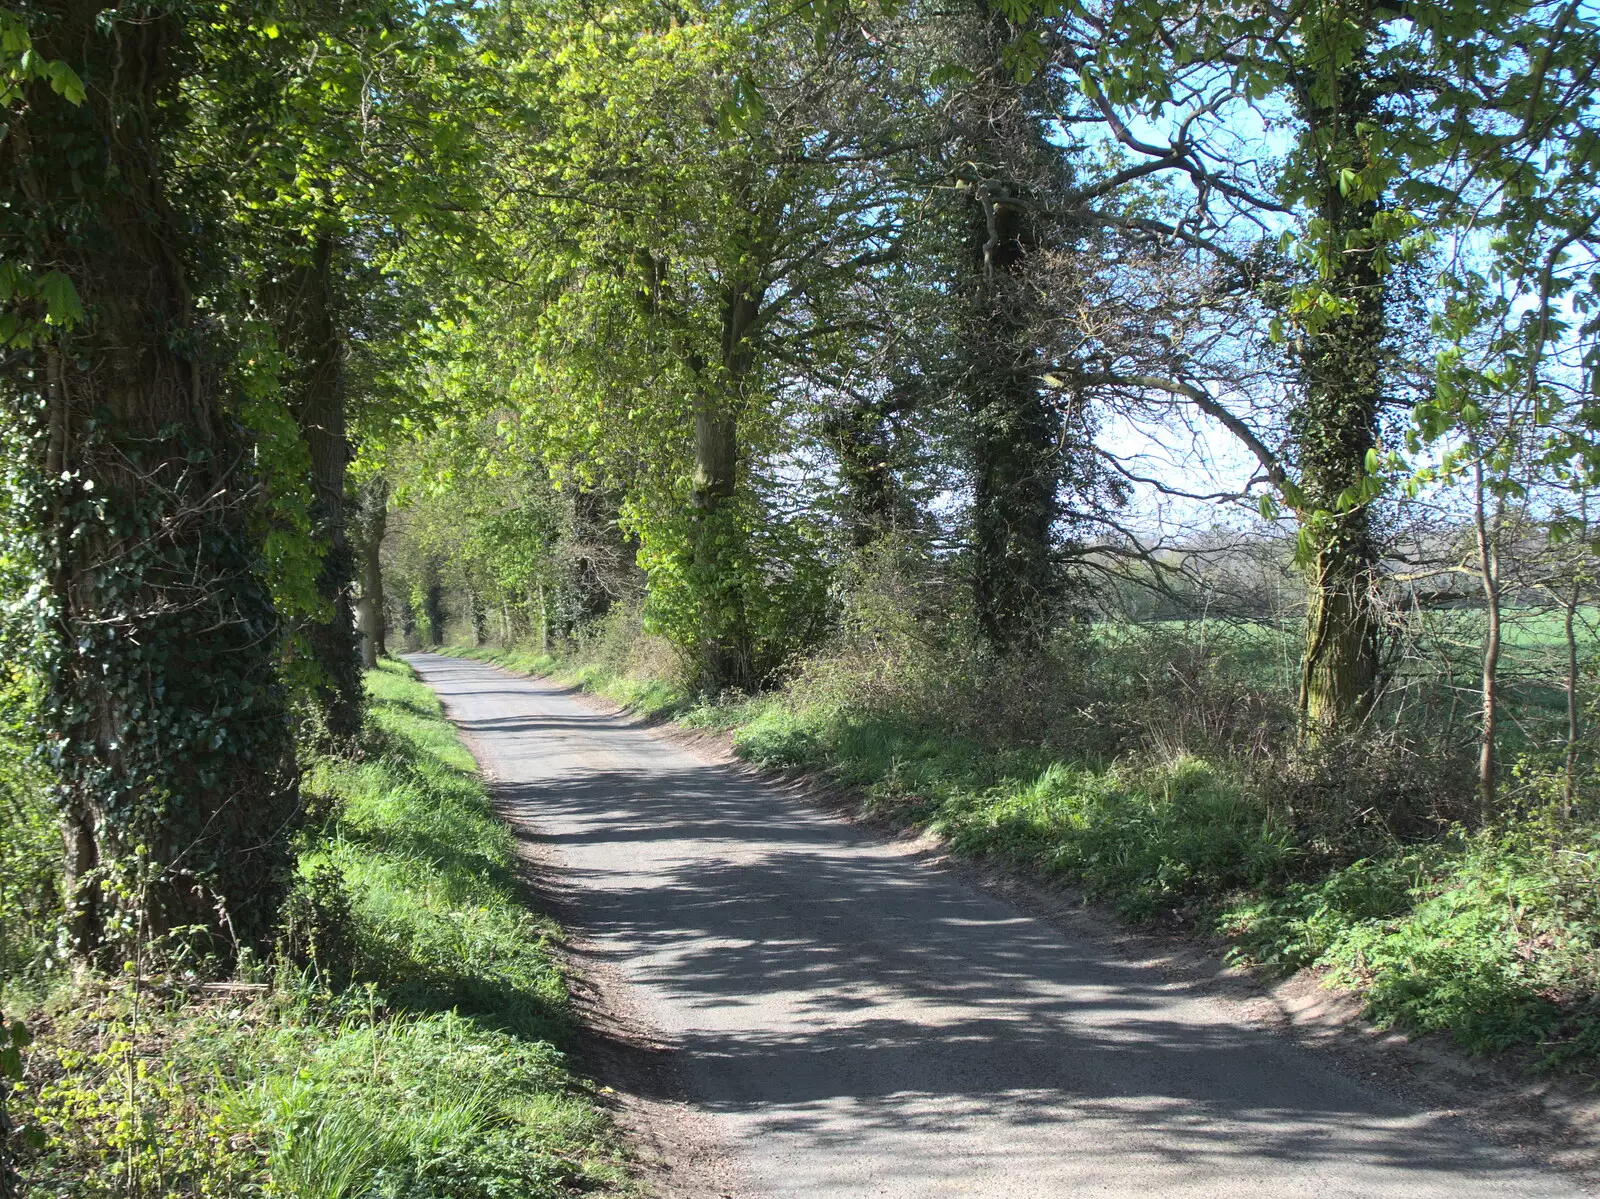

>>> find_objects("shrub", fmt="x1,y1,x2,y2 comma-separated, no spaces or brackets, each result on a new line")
278,863,357,986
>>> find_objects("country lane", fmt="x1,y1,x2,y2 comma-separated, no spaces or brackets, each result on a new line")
407,652,1581,1199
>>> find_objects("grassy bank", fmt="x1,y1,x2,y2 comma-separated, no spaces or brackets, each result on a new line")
445,633,1600,1071
4,660,626,1197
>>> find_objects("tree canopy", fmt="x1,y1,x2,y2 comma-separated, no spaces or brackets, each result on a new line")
2,0,1598,956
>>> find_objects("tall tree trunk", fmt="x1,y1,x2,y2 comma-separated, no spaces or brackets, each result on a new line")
6,1,296,955
1564,577,1580,818
354,476,388,668
1472,455,1502,818
1290,34,1384,730
957,2,1071,653
687,282,759,690
424,577,445,647
270,234,361,739
967,183,1060,651
469,589,488,645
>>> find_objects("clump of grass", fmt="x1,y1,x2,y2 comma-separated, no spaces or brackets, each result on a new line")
223,1000,616,1199
1224,819,1600,1060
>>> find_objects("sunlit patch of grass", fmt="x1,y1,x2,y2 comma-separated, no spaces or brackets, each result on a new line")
218,1002,622,1199
299,661,569,1039
1223,821,1600,1060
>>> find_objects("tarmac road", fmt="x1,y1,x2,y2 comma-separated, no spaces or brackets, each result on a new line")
408,653,1581,1198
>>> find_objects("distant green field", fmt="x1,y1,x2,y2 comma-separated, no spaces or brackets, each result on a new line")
1101,607,1600,752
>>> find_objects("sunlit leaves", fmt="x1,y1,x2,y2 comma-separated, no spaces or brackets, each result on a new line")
0,12,84,106
0,266,84,348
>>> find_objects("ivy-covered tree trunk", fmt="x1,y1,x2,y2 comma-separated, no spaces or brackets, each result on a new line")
966,187,1060,651
1290,41,1384,730
5,1,297,955
270,234,362,740
469,589,489,645
958,4,1065,653
355,475,388,668
424,577,446,646
400,592,419,649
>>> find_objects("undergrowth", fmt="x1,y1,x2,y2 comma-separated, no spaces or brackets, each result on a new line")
4,660,626,1198
0,669,61,999
450,606,1600,1072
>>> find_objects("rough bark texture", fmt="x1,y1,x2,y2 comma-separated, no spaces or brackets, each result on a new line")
5,0,297,955
687,281,760,691
1291,42,1384,730
692,402,739,509
270,234,361,740
355,476,388,668
958,4,1069,653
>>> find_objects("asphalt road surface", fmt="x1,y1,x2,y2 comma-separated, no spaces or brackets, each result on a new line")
408,653,1580,1198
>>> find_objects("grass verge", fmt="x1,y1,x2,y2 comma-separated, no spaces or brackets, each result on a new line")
444,639,1600,1071
6,659,627,1198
